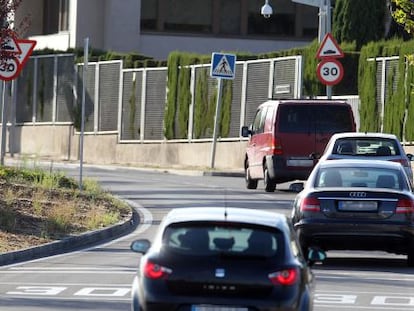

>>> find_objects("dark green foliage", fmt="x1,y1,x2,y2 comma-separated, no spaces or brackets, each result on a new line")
358,45,379,132
194,68,210,139
406,66,414,141
333,0,386,49
164,52,180,139
220,80,233,138
177,55,199,139
358,38,414,138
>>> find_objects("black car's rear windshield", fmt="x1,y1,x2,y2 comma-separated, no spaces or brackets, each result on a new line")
162,223,284,258
278,104,353,133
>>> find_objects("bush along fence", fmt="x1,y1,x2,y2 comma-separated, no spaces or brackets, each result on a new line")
8,38,414,144
3,52,304,143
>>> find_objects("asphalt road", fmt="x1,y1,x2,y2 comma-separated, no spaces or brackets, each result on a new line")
0,162,413,310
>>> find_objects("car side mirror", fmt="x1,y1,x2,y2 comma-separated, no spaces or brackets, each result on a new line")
307,247,326,266
241,126,252,137
309,152,320,160
130,239,151,254
407,153,413,161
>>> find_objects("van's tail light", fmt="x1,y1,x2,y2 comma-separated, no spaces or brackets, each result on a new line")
268,268,298,286
143,260,172,279
271,136,283,155
396,198,414,214
300,196,321,212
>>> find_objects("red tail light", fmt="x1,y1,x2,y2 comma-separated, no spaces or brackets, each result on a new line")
300,197,321,212
268,268,298,286
271,136,283,155
396,199,414,214
143,260,172,279
390,159,409,167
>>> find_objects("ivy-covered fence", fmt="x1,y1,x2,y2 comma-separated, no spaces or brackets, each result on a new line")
358,39,414,142
164,53,303,140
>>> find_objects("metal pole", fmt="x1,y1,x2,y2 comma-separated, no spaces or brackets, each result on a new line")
0,80,7,166
210,78,223,169
79,37,89,191
324,0,332,99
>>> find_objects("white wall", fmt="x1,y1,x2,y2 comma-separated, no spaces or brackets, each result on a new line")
103,0,141,52
138,34,312,60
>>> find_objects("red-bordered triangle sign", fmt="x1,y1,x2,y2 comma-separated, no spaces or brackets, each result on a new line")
316,33,344,59
16,39,36,67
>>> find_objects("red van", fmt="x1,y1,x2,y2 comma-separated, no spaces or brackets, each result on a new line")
241,99,356,192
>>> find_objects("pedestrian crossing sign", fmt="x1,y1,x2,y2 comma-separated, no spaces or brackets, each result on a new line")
210,53,236,79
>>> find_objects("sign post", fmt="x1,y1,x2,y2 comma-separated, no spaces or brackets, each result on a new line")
315,33,344,98
210,52,236,169
0,31,36,165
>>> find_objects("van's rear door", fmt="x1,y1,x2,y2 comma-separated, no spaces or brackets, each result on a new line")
313,103,355,153
276,102,355,172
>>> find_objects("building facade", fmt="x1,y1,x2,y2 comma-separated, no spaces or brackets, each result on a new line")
16,0,319,60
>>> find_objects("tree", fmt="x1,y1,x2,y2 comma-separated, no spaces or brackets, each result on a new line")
332,0,387,47
0,0,25,61
391,0,414,34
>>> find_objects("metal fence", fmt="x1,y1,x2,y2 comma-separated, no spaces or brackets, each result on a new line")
4,53,363,143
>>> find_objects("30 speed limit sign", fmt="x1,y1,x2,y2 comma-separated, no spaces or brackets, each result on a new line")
0,57,19,81
316,59,344,86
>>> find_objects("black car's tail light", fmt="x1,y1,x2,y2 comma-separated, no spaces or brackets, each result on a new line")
143,260,172,279
396,198,414,214
300,197,320,212
268,268,298,286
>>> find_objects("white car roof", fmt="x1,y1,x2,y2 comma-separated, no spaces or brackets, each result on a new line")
330,132,399,140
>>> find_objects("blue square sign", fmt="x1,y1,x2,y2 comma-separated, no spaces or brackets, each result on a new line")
210,53,236,79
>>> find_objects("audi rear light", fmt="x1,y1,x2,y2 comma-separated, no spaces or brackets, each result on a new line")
271,136,283,155
300,197,321,212
143,260,172,279
268,268,298,286
396,198,414,214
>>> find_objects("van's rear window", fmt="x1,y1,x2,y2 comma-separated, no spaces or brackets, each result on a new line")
278,104,353,133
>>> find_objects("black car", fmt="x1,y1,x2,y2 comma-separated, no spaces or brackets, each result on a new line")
130,207,325,311
291,159,414,266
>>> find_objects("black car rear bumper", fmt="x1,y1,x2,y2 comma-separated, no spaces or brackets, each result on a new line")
295,221,414,254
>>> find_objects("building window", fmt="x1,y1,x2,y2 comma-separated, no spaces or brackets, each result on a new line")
220,0,241,35
248,0,296,36
59,0,69,31
165,0,212,33
141,0,157,30
43,0,69,34
140,0,317,39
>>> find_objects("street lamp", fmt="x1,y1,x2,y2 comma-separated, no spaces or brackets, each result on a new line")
260,0,332,43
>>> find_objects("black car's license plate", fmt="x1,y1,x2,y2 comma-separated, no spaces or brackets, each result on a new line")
338,201,378,212
191,306,248,311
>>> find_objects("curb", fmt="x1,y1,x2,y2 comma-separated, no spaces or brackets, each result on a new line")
0,207,140,266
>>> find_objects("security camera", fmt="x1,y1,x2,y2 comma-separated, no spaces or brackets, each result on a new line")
261,1,273,19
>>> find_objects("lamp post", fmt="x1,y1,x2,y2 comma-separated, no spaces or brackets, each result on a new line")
261,0,332,98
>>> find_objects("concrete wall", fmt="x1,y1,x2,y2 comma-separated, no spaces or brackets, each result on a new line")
7,124,414,171
5,125,247,170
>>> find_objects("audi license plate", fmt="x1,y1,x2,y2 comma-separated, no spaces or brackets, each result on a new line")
338,201,378,212
191,306,248,311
